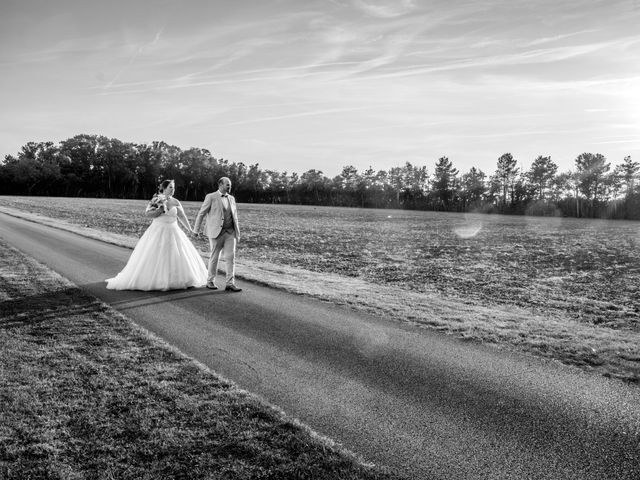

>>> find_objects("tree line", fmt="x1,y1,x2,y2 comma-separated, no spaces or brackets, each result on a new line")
1,133,638,219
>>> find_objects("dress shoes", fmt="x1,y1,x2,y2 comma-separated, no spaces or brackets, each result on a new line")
225,284,242,292
206,282,218,290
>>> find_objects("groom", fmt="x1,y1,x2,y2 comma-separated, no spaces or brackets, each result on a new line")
193,176,242,292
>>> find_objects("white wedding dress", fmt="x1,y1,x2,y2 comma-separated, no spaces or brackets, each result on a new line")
106,206,207,291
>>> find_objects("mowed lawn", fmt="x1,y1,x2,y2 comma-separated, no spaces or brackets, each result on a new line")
0,238,402,480
1,196,639,385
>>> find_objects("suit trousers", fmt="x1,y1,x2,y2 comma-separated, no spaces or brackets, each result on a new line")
208,230,236,286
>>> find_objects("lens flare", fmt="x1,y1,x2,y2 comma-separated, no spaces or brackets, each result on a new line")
454,214,483,239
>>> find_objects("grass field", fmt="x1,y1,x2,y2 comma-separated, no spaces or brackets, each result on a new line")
0,238,401,479
1,195,639,385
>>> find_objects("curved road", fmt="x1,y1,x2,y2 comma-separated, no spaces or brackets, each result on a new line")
1,211,640,479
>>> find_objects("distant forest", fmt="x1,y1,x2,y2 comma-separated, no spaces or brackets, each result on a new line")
1,134,639,219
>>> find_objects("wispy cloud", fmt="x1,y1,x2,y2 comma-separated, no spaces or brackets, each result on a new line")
524,29,599,47
592,138,640,145
355,39,629,80
104,26,165,88
214,106,377,127
351,0,416,18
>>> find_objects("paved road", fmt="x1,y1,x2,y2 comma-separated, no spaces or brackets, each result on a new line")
2,211,640,479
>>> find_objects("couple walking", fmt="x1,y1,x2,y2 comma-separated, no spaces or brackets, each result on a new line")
106,177,241,292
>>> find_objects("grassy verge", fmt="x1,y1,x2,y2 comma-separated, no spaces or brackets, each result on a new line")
0,197,639,386
0,239,402,480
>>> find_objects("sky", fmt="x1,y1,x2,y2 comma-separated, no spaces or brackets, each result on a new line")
1,0,639,178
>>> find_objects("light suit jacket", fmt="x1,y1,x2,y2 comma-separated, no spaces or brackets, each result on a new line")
194,191,240,240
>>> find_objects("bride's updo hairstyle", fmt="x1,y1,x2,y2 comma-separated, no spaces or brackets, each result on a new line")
159,179,174,193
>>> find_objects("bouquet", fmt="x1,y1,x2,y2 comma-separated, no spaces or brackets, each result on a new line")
148,193,168,213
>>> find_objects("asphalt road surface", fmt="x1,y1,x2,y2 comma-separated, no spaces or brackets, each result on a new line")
2,211,640,479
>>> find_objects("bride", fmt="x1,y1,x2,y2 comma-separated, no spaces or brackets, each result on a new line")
106,179,208,291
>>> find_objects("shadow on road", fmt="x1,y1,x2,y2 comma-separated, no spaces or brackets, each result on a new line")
0,282,224,329
93,283,223,311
